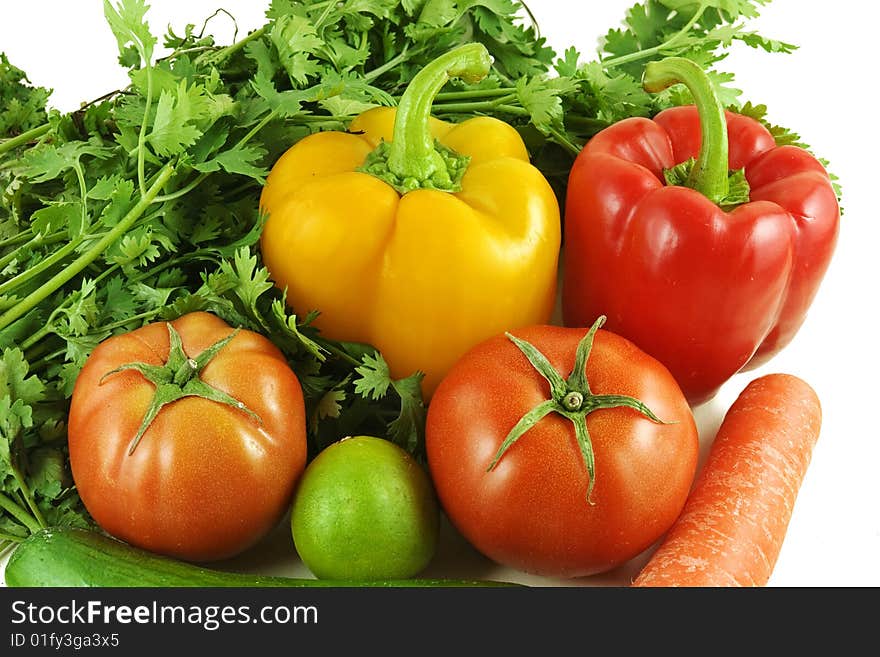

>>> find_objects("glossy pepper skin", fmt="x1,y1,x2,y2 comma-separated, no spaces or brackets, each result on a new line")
260,45,560,396
563,58,839,405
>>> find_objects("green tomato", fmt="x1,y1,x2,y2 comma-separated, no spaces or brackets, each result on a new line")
291,436,439,580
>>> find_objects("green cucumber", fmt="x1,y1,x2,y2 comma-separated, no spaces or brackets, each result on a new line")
5,528,517,588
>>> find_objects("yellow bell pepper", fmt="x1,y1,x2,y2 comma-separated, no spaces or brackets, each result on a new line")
259,44,560,395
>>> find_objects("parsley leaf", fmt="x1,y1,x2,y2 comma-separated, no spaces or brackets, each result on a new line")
270,14,324,86
148,81,212,157
194,144,269,182
103,0,157,65
354,351,426,456
0,54,51,138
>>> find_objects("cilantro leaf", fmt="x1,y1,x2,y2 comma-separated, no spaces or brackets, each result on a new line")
105,226,164,273
26,448,67,502
269,298,328,362
515,76,579,136
148,81,210,157
216,247,275,328
354,351,426,455
309,377,350,435
418,0,459,27
19,141,109,183
29,202,79,238
270,14,324,86
0,53,51,138
194,145,269,182
1,348,45,406
251,73,309,118
386,371,426,455
353,352,392,400
103,0,157,65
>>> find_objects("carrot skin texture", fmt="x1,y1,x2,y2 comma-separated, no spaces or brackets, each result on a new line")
633,373,821,587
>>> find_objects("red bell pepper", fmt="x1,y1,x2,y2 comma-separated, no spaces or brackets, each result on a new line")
562,57,839,405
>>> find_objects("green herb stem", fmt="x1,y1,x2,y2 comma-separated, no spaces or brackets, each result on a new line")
0,235,38,271
73,161,90,233
93,308,164,335
0,164,175,332
601,5,708,69
494,104,531,117
434,88,516,101
21,260,127,352
293,114,354,124
11,469,46,529
565,115,612,133
92,263,124,288
432,101,527,116
234,110,277,149
0,230,32,250
151,172,209,204
25,348,67,372
207,26,267,66
19,324,55,352
0,492,40,535
137,78,153,196
317,339,362,369
364,46,421,85
0,239,81,297
548,126,582,156
0,123,52,157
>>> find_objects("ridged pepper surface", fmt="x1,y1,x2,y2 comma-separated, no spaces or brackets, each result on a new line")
563,57,839,404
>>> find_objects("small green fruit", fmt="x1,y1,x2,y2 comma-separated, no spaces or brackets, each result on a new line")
291,436,439,580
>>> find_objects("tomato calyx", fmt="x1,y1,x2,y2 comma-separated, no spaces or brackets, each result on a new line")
487,316,665,504
100,323,263,455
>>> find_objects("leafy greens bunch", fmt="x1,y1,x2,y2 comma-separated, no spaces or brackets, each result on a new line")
0,0,799,547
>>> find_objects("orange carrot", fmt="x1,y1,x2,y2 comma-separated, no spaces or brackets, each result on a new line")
633,373,821,587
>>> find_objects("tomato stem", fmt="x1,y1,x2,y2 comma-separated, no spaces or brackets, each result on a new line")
487,316,666,504
100,323,263,455
562,391,584,411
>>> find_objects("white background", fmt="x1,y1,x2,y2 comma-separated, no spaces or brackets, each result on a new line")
1,0,878,587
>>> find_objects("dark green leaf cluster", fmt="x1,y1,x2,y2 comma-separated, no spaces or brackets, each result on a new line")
0,54,52,138
1,347,91,547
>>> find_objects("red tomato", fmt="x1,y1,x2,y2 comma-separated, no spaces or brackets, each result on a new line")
425,321,699,577
68,312,307,562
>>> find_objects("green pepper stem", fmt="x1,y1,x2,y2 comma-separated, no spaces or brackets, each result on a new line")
387,43,492,184
643,57,729,204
